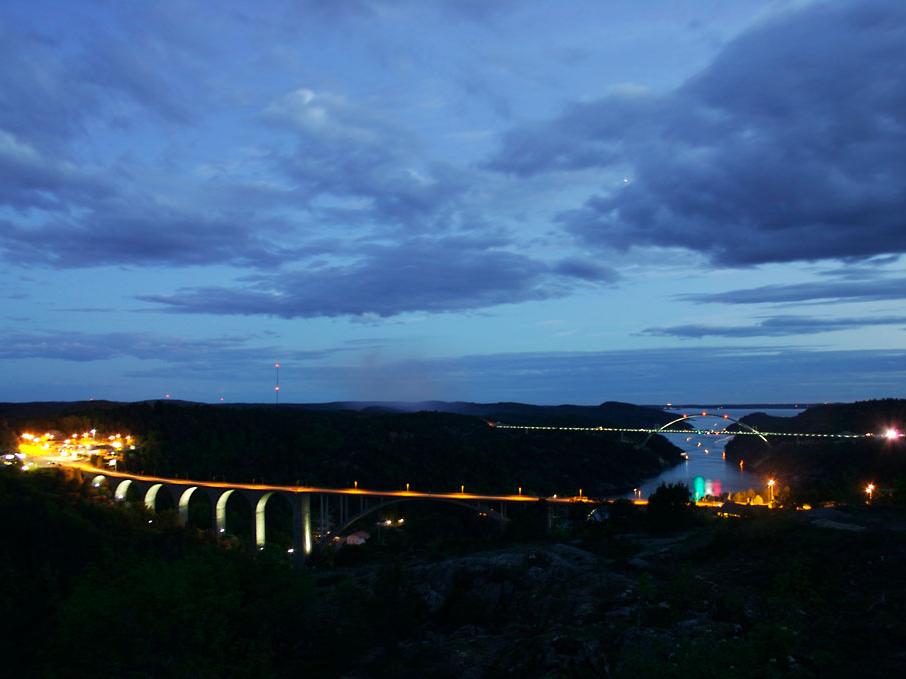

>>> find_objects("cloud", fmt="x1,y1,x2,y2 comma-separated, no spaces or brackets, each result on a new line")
0,204,296,269
0,330,332,366
644,315,906,339
487,0,906,265
552,257,619,282
300,346,906,403
290,0,520,22
0,130,110,211
139,236,615,318
684,278,906,305
0,10,203,152
264,88,470,228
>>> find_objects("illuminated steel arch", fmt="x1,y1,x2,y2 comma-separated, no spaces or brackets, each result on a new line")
640,412,769,449
89,474,107,489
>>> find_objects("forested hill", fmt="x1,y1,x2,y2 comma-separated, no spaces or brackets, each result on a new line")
246,399,676,428
726,399,906,501
0,400,681,497
738,399,906,436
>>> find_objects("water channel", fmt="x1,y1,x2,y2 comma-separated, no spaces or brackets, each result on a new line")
629,408,802,500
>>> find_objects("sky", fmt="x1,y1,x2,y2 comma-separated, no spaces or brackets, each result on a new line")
1,0,905,405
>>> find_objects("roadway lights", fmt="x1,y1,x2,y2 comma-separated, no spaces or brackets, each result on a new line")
884,428,901,440
767,478,776,504
865,483,875,502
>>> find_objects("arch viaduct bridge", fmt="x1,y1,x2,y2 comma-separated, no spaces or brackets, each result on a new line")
54,413,890,565
60,462,575,565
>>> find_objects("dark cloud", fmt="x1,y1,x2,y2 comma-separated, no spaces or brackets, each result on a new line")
488,0,906,265
817,256,902,279
0,331,332,365
552,257,619,282
644,315,906,339
685,278,906,305
0,11,202,152
0,332,248,363
0,205,295,269
264,88,470,228
140,237,615,318
0,131,110,211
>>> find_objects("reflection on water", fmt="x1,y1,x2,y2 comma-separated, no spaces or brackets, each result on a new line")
628,408,801,500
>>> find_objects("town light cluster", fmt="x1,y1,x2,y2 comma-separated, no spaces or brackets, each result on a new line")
18,430,137,460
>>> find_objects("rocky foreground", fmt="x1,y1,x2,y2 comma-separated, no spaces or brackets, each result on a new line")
334,511,906,678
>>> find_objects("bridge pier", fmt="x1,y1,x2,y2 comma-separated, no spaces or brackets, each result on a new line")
255,492,273,548
214,488,233,534
177,486,199,526
291,494,312,566
319,494,328,534
339,495,349,526
144,483,164,512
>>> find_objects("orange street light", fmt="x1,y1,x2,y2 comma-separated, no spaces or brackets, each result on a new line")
767,478,776,503
865,483,875,502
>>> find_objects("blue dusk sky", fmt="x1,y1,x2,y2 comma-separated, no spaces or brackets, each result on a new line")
1,0,905,404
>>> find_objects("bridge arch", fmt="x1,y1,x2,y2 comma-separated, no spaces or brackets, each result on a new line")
178,486,199,526
640,412,769,449
215,489,234,533
213,489,253,539
89,474,107,489
254,491,294,549
114,478,133,501
144,483,176,513
333,496,506,538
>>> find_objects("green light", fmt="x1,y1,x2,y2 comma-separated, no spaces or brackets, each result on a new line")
693,476,705,501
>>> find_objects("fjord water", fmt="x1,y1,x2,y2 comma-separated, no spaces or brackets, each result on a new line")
629,408,802,500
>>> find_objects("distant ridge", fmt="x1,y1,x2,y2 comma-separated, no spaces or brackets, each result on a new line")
0,399,676,428
646,403,820,410
225,399,675,427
